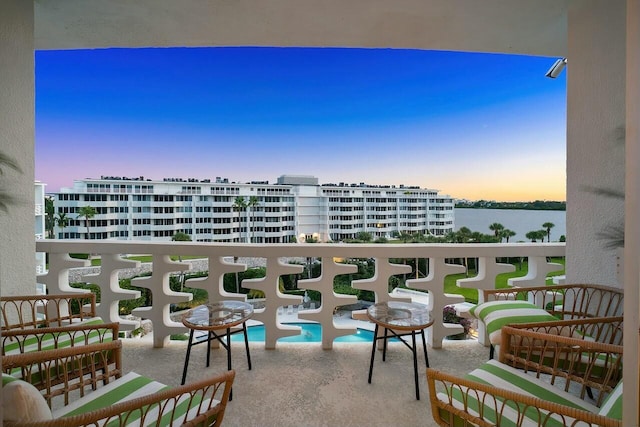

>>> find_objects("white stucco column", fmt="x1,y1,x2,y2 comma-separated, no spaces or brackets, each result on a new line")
0,1,35,295
624,1,640,425
566,1,626,286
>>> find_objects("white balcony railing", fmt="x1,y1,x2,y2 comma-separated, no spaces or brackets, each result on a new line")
35,240,565,351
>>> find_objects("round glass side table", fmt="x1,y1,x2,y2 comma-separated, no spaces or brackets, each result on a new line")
366,301,433,400
180,300,254,398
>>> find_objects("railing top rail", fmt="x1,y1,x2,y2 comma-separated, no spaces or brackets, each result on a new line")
37,240,565,258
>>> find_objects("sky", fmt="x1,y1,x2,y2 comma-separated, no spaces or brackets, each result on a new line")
35,47,567,202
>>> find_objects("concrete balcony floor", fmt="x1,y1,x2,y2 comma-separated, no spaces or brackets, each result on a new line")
122,336,487,427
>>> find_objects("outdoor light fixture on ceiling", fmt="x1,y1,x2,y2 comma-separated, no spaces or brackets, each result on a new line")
545,58,567,79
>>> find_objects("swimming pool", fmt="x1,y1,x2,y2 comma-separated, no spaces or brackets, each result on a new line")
230,323,379,343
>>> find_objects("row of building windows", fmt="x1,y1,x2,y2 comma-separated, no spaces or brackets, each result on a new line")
180,186,201,194
329,215,364,221
153,207,174,214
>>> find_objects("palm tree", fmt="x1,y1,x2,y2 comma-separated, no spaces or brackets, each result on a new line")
0,152,22,212
171,231,192,289
171,231,192,261
525,230,546,242
356,231,372,242
232,196,248,243
501,229,516,243
231,196,248,293
77,206,97,239
489,223,504,241
398,231,413,243
45,197,56,238
542,222,555,242
456,227,472,243
55,212,69,239
247,196,259,243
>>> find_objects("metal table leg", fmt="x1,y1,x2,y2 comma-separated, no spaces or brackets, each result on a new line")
206,331,212,367
421,329,429,368
181,328,196,385
382,327,388,361
412,330,420,400
243,321,252,370
368,324,379,384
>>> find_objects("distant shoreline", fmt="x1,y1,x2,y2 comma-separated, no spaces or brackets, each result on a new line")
455,201,566,211
457,206,566,211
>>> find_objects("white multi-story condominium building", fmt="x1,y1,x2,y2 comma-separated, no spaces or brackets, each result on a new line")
34,181,46,274
52,175,454,243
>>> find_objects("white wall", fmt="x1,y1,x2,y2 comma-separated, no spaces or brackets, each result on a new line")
624,2,640,425
566,1,626,286
35,182,47,274
0,1,35,296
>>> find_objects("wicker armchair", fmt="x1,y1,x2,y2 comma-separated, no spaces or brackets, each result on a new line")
427,317,624,427
471,284,624,358
499,316,623,406
482,284,624,320
1,293,119,390
2,340,235,426
1,293,98,330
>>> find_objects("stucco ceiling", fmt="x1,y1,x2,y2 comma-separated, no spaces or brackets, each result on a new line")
35,0,568,57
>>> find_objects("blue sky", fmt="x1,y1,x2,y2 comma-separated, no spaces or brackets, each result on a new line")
35,47,566,201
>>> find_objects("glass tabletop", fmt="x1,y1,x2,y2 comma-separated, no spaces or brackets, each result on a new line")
367,301,432,329
182,301,253,329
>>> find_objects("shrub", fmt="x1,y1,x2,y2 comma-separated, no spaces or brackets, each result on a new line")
443,305,471,337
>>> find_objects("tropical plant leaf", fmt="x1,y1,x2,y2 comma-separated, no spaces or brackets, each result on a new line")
0,152,22,175
0,191,18,212
581,185,625,200
0,152,22,212
596,224,625,249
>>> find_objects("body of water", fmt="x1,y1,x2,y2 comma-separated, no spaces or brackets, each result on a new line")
455,208,566,242
230,323,390,343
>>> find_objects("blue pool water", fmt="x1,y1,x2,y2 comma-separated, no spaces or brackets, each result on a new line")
230,323,378,343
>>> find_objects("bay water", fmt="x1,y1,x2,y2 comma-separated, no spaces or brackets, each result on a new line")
455,208,566,242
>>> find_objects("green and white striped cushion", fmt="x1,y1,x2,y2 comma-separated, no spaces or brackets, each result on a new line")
53,372,217,426
470,301,559,345
3,317,107,356
598,381,622,420
437,360,600,427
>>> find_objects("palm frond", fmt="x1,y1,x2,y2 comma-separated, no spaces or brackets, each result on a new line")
596,225,625,249
0,152,22,175
581,185,625,200
0,152,23,211
0,191,19,212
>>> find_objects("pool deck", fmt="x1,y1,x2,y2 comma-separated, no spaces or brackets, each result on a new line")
123,310,488,427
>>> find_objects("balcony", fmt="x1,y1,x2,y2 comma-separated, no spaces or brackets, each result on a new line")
36,240,556,425
1,1,634,423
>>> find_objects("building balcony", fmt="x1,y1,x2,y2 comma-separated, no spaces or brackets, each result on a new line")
30,239,571,426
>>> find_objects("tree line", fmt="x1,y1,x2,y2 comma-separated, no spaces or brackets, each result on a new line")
456,200,566,211
345,221,562,244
